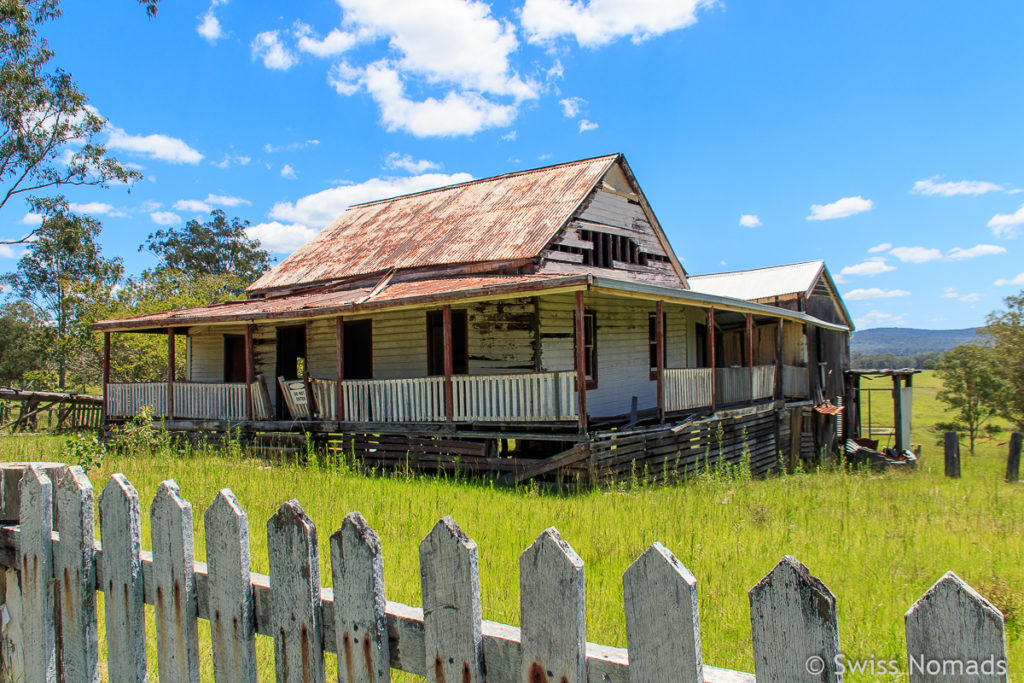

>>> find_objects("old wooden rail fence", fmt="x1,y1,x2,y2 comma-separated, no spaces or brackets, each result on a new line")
0,389,102,433
0,461,1010,683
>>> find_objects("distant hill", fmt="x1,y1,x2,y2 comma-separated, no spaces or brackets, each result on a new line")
852,327,981,356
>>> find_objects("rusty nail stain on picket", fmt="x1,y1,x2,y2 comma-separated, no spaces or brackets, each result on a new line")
529,662,546,683
435,654,446,683
462,661,472,683
300,622,311,682
343,630,355,683
363,636,374,680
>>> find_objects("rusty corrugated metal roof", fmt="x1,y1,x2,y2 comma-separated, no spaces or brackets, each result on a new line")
247,154,620,293
94,273,589,331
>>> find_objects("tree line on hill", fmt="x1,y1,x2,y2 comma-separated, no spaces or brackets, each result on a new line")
851,351,945,370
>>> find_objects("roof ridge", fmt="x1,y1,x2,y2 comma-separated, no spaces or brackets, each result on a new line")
349,153,620,208
689,259,823,279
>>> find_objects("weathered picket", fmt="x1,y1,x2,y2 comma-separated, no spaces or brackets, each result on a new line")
0,462,1012,683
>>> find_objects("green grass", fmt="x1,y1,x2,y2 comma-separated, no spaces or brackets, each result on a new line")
2,372,1022,681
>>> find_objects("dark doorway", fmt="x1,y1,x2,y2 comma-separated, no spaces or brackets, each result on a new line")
426,309,468,375
223,334,246,382
276,325,306,419
344,319,373,379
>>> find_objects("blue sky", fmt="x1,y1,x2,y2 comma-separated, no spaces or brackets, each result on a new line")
4,0,1023,329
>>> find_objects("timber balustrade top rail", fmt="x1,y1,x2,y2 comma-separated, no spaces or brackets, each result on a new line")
0,462,1011,683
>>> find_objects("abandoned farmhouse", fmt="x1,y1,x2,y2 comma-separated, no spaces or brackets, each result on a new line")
94,154,856,482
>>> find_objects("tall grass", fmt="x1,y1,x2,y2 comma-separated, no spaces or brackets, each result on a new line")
1,370,1021,681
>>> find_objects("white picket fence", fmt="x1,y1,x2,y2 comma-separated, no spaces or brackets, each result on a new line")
106,381,272,421
0,462,1011,683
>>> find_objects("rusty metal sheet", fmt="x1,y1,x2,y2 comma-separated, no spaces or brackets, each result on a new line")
93,274,589,331
247,155,618,293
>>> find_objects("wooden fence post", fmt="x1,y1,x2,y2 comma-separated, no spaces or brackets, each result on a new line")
519,527,585,683
267,499,325,683
99,474,147,682
1006,432,1022,483
419,517,483,683
905,572,1007,682
19,465,55,683
151,480,201,683
749,556,841,682
54,466,98,683
204,489,257,683
330,511,390,683
944,432,961,479
624,542,703,683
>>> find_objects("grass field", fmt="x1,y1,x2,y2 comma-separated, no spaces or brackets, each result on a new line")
2,370,1022,681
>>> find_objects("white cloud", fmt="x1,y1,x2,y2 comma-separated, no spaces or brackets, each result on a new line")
501,130,517,141
327,61,363,96
889,246,942,264
994,273,1024,287
946,244,1006,260
264,139,320,153
362,61,516,137
840,258,895,277
173,193,250,213
20,213,43,226
269,172,473,228
281,164,297,179
384,153,440,174
150,211,181,226
213,153,252,169
68,202,127,217
246,221,320,253
856,310,905,327
988,205,1024,239
911,176,1007,196
867,242,891,253
843,288,910,301
806,195,873,221
578,119,598,132
560,96,585,118
0,245,18,259
197,10,223,42
251,30,297,70
738,214,761,228
337,0,535,98
941,287,982,303
294,22,358,57
107,127,203,164
521,0,714,47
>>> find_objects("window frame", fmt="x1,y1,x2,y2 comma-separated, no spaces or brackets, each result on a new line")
426,308,469,376
648,311,667,379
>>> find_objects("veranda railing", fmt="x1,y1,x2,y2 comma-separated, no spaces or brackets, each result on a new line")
0,462,1010,683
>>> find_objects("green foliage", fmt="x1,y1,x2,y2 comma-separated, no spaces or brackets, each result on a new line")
0,0,141,228
107,405,170,454
141,210,271,291
983,291,1024,430
1,208,122,389
61,431,105,471
0,299,48,384
851,350,945,370
934,344,1007,454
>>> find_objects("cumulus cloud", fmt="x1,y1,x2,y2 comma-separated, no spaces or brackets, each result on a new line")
269,172,473,228
988,205,1024,239
840,258,895,277
889,246,941,264
578,119,598,132
251,30,297,70
197,10,223,42
867,242,891,253
107,127,203,164
150,211,181,226
521,0,714,47
173,193,250,214
946,244,1006,260
911,176,1008,196
265,139,319,153
68,202,127,217
994,273,1024,287
246,221,320,253
843,288,910,301
294,22,358,57
941,287,982,303
20,213,43,226
362,61,516,137
384,153,440,174
213,153,252,169
806,196,873,221
280,164,297,179
739,214,761,228
856,310,905,327
560,96,585,118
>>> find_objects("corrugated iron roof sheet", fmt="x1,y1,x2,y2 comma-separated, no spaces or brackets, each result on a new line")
687,260,826,301
94,273,589,331
247,154,619,293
